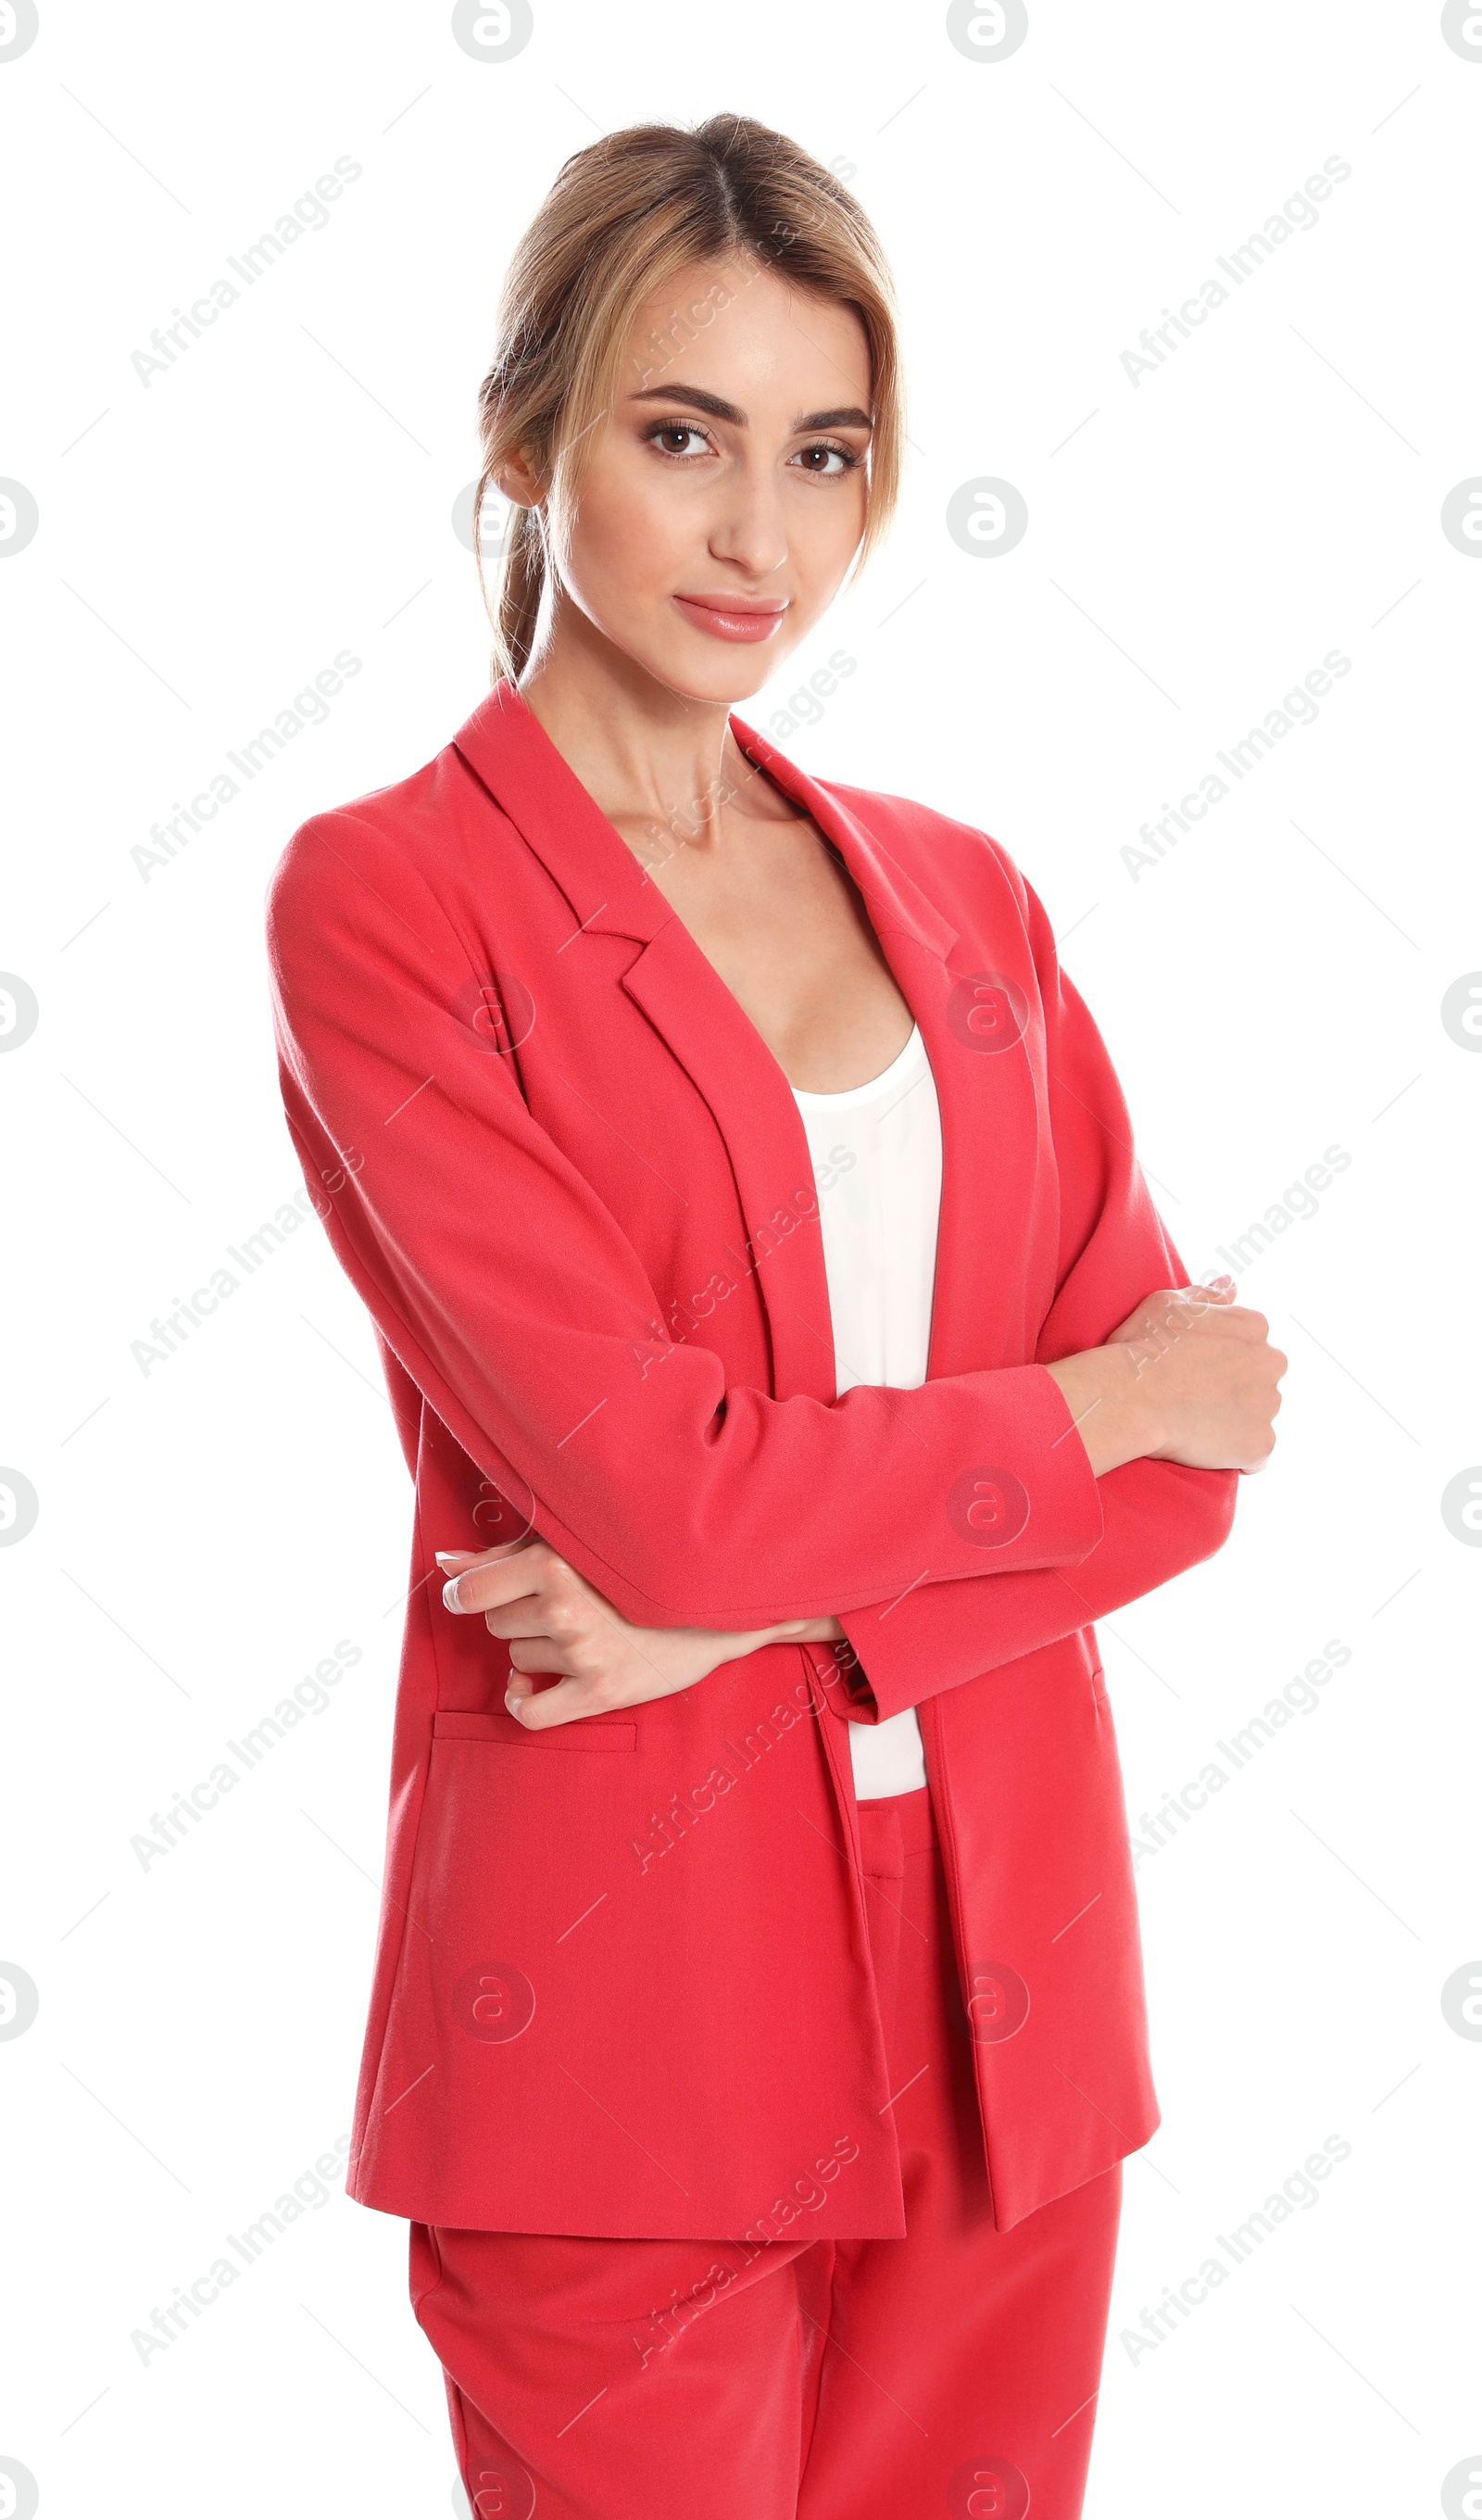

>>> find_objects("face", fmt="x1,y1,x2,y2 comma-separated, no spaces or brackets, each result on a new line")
500,257,873,702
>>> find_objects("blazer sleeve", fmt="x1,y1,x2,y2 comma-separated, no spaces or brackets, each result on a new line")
831,868,1239,1721
265,809,1106,1630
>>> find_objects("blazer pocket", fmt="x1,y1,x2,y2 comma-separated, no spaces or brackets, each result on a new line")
432,1708,638,1752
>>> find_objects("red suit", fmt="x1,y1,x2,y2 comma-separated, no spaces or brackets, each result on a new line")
410,1786,1124,2519
264,676,1236,2249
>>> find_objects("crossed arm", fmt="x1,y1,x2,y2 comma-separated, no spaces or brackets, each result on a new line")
441,1276,1284,1731
268,811,1282,1737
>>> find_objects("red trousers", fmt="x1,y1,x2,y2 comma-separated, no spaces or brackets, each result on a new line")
411,1786,1123,2520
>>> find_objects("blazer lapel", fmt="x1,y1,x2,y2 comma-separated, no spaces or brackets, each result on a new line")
727,714,1046,1384
449,679,1035,1403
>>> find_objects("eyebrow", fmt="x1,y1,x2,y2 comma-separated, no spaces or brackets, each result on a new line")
627,384,873,433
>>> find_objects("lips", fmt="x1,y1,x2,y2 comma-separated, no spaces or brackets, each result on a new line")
672,593,789,645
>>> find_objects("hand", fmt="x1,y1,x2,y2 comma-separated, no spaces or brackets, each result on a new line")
1110,1278,1287,1470
435,1536,843,1731
1046,1278,1287,1477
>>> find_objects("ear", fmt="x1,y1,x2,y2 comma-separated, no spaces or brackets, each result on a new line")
496,446,545,510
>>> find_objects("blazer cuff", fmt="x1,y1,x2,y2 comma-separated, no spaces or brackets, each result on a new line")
831,1367,1104,1724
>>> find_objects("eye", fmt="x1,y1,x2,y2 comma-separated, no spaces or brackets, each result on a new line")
643,419,715,460
791,440,863,477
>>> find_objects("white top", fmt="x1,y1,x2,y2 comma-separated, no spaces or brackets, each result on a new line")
790,1024,943,1797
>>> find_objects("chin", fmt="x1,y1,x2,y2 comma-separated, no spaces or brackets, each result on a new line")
636,635,795,712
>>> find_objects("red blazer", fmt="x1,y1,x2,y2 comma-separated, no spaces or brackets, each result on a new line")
265,677,1237,2241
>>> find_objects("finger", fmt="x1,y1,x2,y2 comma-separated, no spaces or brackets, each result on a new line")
1187,1304,1268,1341
434,1535,537,1582
506,1676,610,1731
1109,1282,1226,1344
1170,1282,1233,1313
442,1559,549,1615
505,1634,581,1676
1109,1298,1208,1354
483,1599,565,1642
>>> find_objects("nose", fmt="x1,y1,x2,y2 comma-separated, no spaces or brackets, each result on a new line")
705,457,788,582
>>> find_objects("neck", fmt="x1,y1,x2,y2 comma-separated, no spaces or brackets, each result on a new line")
515,592,765,859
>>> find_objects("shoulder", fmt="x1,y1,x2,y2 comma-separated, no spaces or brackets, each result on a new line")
264,737,490,965
264,741,509,1037
812,772,1037,930
268,747,438,908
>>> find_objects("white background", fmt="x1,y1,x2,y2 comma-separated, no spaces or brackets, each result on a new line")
3,2,1479,2514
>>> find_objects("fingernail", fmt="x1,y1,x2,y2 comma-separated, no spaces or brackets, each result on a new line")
434,1552,463,1568
442,1578,462,1610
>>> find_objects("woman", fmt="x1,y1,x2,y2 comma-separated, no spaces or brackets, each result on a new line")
266,114,1284,2520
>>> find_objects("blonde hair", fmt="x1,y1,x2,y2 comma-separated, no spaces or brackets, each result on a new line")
473,114,904,682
